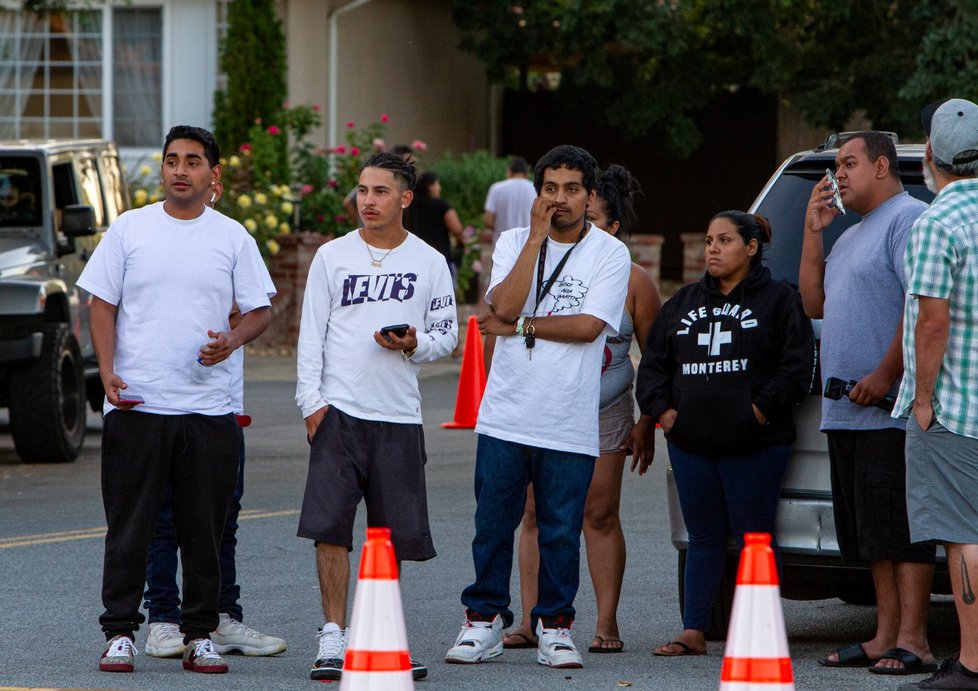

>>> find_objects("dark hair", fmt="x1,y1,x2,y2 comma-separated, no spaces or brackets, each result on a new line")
533,145,598,194
392,144,413,159
711,210,772,267
415,171,438,202
163,126,220,167
838,131,899,180
362,152,417,191
595,164,642,238
508,156,529,175
405,171,439,233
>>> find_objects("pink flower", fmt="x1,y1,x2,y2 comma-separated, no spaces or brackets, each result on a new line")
472,260,483,274
283,100,291,109
301,184,315,195
380,113,389,123
411,139,427,152
327,179,339,189
463,225,476,238
335,214,348,223
312,103,321,112
254,117,262,125
239,143,252,153
266,125,281,135
335,146,346,154
315,214,325,222
372,138,385,150
346,121,355,129
350,146,360,156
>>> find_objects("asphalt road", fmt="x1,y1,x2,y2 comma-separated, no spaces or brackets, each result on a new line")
0,355,961,690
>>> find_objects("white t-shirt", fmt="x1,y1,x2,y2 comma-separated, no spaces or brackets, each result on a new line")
229,269,277,413
476,226,631,456
77,203,274,416
484,177,537,243
295,231,458,424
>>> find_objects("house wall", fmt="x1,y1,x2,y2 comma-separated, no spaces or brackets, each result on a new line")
283,0,490,159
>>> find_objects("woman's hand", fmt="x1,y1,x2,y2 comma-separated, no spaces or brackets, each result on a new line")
658,408,678,434
626,415,655,475
753,404,767,425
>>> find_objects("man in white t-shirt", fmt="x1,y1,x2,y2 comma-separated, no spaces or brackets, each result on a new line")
78,126,273,675
484,156,537,244
446,145,631,670
295,153,458,683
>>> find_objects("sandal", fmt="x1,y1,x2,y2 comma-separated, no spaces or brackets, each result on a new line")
819,642,880,668
588,635,624,654
502,631,537,649
653,640,706,657
867,647,938,676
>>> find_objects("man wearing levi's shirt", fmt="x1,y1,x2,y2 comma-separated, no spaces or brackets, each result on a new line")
446,145,630,670
78,126,272,675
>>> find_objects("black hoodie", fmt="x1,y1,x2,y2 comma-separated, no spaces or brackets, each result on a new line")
636,264,815,456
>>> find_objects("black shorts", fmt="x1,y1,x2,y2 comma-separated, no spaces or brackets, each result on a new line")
826,428,936,564
297,405,435,562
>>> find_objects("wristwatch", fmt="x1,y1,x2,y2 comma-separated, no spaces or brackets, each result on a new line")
402,346,417,359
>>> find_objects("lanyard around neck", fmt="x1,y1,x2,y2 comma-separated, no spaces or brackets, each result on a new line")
533,222,589,316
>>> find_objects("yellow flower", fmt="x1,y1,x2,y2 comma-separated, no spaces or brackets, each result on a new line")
149,193,160,203
244,218,258,233
278,184,291,196
134,189,148,206
139,165,152,177
229,155,241,168
264,214,279,229
254,192,268,206
278,222,291,234
237,195,252,208
265,239,281,255
281,201,294,214
151,152,162,162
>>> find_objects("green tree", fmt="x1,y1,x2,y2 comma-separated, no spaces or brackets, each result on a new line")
213,0,288,159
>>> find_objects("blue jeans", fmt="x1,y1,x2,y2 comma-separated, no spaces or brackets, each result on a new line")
144,446,246,623
669,442,791,632
461,434,595,627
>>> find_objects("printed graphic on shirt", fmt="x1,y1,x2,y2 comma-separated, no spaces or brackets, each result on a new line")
546,275,588,314
676,302,758,376
431,294,454,311
428,318,455,335
341,273,417,305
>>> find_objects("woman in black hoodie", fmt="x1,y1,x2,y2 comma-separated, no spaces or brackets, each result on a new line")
636,210,814,657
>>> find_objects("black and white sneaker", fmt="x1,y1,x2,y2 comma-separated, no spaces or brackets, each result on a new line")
310,623,347,681
411,658,428,680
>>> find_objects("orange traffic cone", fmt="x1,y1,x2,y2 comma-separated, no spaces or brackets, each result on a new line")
719,533,794,691
341,528,413,690
441,314,486,429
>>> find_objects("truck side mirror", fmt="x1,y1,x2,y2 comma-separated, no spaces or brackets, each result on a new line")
62,204,96,237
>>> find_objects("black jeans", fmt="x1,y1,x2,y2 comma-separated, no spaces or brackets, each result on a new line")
99,410,241,641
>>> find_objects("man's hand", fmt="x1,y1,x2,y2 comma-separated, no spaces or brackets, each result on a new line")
197,330,238,366
373,326,418,352
848,368,892,406
627,415,655,475
305,405,329,444
805,174,841,234
752,404,767,425
478,310,517,337
102,372,138,410
913,398,935,432
528,196,557,243
659,408,678,434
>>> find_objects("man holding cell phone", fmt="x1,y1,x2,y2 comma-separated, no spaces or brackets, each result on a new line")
799,131,936,675
295,152,457,682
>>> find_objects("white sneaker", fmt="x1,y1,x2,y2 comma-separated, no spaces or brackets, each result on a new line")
536,619,583,669
310,622,347,681
145,622,185,658
445,613,504,664
211,613,287,656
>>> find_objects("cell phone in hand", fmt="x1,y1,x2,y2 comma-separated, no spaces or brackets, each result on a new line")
380,323,409,339
118,391,144,404
824,168,846,216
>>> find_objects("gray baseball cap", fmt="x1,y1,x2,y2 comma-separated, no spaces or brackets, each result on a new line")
929,98,978,165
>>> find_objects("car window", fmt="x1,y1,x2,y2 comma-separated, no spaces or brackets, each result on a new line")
77,156,106,227
758,164,934,288
0,156,42,228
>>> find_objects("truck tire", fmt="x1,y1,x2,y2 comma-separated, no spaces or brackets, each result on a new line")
8,324,86,463
677,549,738,641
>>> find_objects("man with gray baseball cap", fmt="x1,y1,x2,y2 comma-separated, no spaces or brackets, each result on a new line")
893,97,978,691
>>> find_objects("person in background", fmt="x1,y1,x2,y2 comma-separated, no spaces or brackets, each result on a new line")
484,156,537,245
636,210,813,657
404,170,464,275
500,164,661,655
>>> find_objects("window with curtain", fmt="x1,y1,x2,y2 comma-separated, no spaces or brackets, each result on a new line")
0,7,162,147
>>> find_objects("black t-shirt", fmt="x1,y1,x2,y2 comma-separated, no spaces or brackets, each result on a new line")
406,198,452,264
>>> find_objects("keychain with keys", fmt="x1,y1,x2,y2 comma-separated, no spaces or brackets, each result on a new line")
525,320,536,359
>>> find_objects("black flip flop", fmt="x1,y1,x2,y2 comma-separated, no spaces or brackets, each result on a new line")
502,631,537,649
588,635,624,654
819,643,879,668
653,640,706,657
867,647,939,676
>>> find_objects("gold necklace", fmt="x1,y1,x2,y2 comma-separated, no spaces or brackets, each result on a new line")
361,229,405,267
